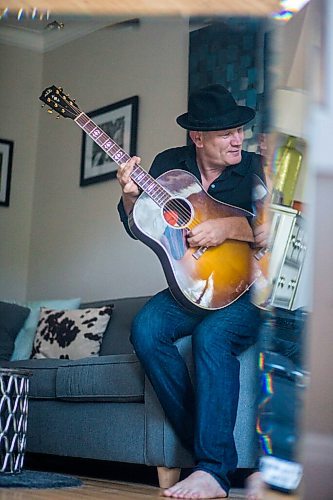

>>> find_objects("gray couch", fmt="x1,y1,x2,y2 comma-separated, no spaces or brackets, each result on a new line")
4,296,259,487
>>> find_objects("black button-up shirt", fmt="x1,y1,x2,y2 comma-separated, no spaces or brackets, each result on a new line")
118,144,264,237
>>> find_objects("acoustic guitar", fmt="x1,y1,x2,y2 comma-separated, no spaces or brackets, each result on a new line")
40,85,266,311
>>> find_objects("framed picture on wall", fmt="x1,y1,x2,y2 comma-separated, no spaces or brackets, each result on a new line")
0,139,14,207
80,96,139,186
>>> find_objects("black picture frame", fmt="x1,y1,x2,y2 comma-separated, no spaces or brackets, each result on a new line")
80,95,139,186
0,139,14,207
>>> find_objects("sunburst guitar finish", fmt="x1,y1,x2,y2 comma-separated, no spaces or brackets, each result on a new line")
130,169,258,311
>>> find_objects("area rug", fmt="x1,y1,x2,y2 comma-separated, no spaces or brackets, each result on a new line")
0,470,83,488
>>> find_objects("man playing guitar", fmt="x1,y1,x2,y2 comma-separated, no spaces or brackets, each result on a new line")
117,84,269,499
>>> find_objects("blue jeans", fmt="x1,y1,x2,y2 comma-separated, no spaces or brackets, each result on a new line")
131,289,261,494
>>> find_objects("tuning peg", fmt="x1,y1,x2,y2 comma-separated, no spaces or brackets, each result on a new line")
41,104,45,108
47,109,53,114
56,115,60,119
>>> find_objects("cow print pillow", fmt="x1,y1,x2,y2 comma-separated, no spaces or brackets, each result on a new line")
31,306,113,360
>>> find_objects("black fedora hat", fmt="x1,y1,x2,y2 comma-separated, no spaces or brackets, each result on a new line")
176,84,255,131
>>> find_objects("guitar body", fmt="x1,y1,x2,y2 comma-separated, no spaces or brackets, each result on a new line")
129,169,258,311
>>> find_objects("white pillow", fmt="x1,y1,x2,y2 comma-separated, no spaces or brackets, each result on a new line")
31,306,113,360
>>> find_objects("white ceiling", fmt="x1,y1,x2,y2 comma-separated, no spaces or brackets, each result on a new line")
0,0,310,53
0,14,138,52
0,0,283,53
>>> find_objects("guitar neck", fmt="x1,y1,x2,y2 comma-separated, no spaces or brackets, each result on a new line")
75,112,170,206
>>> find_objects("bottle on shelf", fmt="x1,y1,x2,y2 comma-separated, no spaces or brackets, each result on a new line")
272,136,303,206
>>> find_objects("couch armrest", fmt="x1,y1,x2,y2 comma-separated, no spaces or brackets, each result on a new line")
143,335,259,469
144,336,194,468
144,375,194,468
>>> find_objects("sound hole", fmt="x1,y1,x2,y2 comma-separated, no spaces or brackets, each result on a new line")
162,198,192,228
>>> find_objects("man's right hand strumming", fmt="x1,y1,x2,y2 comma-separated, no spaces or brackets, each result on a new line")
117,156,141,215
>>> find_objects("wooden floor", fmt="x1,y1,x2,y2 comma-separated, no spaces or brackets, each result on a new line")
0,477,299,499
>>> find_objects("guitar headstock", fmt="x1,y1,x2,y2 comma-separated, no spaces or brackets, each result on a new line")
39,85,81,120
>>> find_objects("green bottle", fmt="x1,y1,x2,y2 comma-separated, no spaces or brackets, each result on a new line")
273,136,303,206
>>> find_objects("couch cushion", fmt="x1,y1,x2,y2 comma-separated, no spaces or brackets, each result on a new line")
82,296,150,355
4,358,65,399
56,354,144,402
6,353,144,402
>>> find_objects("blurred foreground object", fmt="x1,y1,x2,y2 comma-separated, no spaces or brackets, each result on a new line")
258,309,309,493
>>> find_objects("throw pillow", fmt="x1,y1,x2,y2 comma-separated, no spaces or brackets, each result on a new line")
31,305,113,360
11,298,81,361
0,301,30,361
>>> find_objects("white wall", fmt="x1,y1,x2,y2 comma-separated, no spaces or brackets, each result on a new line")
0,45,43,301
0,17,189,302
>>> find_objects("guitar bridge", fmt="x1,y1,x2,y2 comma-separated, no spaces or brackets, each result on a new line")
192,246,208,260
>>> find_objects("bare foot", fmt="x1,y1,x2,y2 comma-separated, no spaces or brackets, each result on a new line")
162,470,227,499
246,471,264,500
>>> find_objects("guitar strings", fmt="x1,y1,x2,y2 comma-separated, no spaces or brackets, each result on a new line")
129,162,200,228
132,170,201,227
52,93,211,231
138,177,202,229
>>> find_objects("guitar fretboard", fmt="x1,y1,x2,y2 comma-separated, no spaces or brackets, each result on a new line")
75,112,170,207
